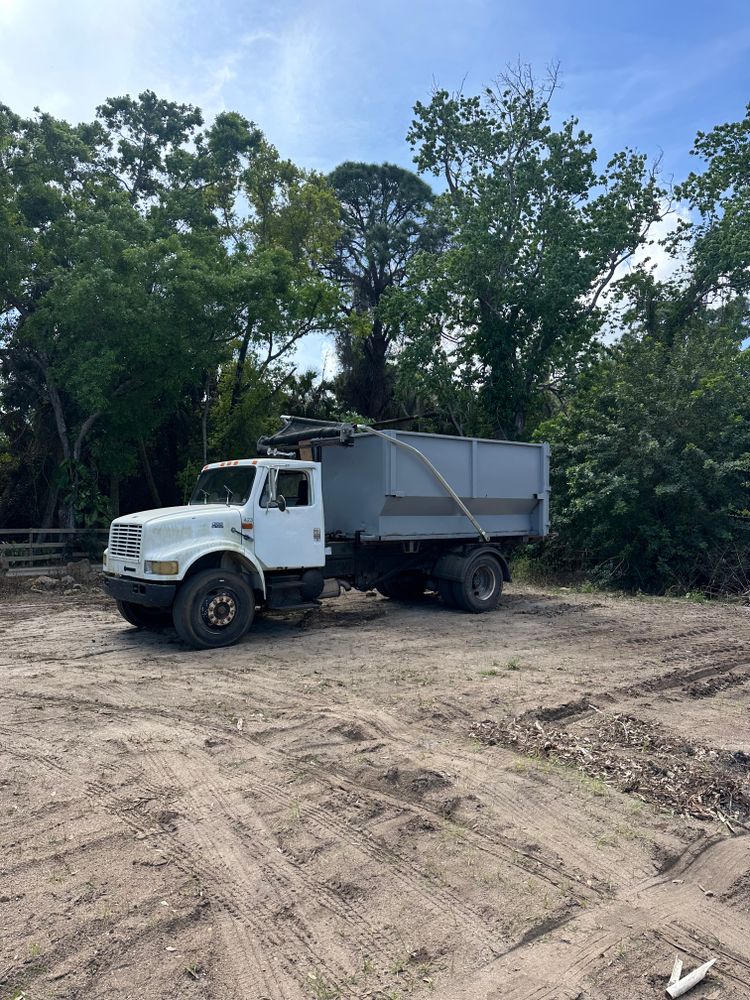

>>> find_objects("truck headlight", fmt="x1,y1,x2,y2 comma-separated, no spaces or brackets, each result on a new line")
145,560,179,575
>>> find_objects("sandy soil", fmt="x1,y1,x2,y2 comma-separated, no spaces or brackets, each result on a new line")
1,583,749,1000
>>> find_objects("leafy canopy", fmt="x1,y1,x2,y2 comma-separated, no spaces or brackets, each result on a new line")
395,66,664,438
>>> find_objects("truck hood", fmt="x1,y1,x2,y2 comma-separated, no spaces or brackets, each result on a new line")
110,505,243,561
114,504,239,526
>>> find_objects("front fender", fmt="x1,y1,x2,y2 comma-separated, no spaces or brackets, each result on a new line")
179,544,267,596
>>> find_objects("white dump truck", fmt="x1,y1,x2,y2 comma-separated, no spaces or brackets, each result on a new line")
103,418,550,649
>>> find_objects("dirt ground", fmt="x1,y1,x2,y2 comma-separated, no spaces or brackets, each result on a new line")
1,583,749,1000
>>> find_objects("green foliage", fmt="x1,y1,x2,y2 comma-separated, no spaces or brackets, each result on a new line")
398,65,664,438
0,93,338,526
326,161,442,419
677,101,750,300
538,323,750,593
57,459,112,528
208,142,340,459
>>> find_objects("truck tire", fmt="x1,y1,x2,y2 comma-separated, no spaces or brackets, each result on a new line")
452,553,503,613
172,569,255,649
376,572,426,601
116,600,172,629
437,579,459,609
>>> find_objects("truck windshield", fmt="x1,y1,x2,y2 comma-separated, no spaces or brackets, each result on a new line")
189,467,256,506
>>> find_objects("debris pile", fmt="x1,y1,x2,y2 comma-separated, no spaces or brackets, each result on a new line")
470,711,749,828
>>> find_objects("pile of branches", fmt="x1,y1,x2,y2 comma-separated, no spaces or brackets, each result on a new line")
470,711,749,830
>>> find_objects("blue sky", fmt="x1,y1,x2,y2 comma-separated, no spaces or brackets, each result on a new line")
1,0,748,367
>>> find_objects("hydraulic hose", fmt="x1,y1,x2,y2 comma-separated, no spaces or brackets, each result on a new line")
355,423,490,543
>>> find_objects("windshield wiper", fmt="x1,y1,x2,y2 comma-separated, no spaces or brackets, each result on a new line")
223,484,234,506
199,489,210,504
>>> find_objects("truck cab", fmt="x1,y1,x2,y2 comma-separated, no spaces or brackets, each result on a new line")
103,458,327,648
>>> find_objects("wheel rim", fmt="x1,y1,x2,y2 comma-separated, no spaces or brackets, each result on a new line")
200,588,239,630
470,565,496,601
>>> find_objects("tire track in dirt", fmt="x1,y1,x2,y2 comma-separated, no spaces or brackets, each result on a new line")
1,890,206,1000
1,739,293,1000
5,725,499,992
123,736,507,974
529,651,750,722
0,676,709,926
215,708,621,909
203,697,633,900
1,692,648,912
623,655,750,698
458,835,750,1000
133,740,410,990
3,699,538,958
625,623,729,646
226,762,504,958
302,758,609,901
256,703,664,891
211,729,607,950
6,593,750,999
659,640,750,666
85,780,297,1000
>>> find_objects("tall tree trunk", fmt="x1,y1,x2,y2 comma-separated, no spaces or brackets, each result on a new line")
40,480,60,529
37,355,101,528
42,364,75,528
363,318,389,420
201,371,212,465
139,436,162,508
230,320,254,411
110,473,120,519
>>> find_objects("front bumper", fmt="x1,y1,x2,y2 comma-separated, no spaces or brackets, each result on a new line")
103,575,177,609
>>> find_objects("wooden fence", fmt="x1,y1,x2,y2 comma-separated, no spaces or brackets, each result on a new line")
0,528,109,577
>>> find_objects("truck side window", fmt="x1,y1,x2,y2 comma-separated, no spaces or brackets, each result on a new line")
260,471,311,508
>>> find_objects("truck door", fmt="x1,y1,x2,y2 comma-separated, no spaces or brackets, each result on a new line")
254,467,325,570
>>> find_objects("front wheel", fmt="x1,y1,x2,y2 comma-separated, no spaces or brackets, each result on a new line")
172,569,255,649
116,600,172,629
452,554,503,613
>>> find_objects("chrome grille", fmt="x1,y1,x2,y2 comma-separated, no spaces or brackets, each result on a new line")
109,523,142,560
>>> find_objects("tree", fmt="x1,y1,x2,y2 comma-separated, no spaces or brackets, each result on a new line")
325,161,441,420
206,141,340,459
679,102,750,301
537,312,750,593
397,65,664,439
0,91,343,525
0,96,251,526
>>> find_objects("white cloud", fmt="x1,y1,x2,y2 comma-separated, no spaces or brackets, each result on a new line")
625,201,693,284
0,0,346,173
290,331,337,378
0,0,171,120
597,200,693,343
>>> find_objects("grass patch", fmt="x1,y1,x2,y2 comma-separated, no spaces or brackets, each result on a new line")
307,969,339,999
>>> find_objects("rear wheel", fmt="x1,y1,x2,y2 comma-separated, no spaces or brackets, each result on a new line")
172,569,255,649
451,554,503,613
116,599,172,629
376,571,427,601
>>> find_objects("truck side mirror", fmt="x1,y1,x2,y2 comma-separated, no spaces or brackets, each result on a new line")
275,495,287,513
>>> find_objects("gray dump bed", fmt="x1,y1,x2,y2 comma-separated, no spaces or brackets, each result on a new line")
319,430,549,542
